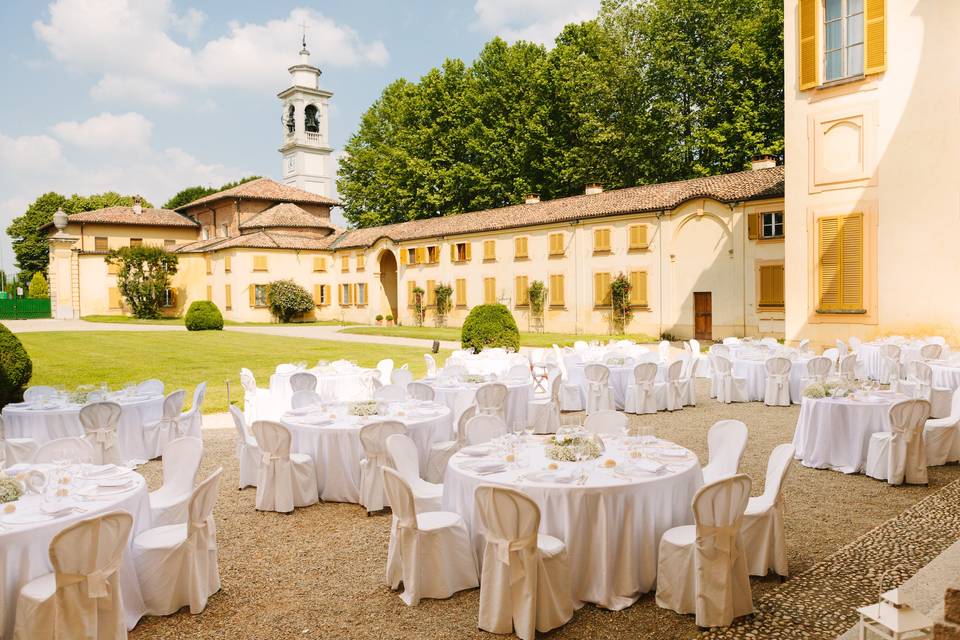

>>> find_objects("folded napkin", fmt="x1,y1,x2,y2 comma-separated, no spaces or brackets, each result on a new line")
41,501,77,516
525,469,576,484
462,460,507,474
285,406,322,417
83,464,120,478
657,448,689,459
625,459,666,474
459,445,493,457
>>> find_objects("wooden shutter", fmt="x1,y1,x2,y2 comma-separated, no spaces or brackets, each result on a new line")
313,256,325,272
549,233,563,256
407,281,416,307
357,253,365,270
450,244,457,262
455,278,466,306
747,212,759,239
629,271,648,307
864,0,886,75
594,273,611,307
515,276,528,306
313,284,321,305
248,285,256,307
798,0,819,89
169,288,177,308
484,278,496,304
549,274,564,306
514,237,527,259
629,225,648,249
484,240,495,261
759,265,785,307
841,214,863,309
108,287,121,309
224,256,231,272
106,259,119,275
414,247,424,264
205,255,212,275
399,249,407,265
341,255,349,272
594,228,610,252
225,284,231,310
464,242,472,261
206,285,212,301
818,216,842,310
426,280,436,306
94,237,108,252
253,255,267,271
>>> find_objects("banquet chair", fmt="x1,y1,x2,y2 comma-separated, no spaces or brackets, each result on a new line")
290,390,323,409
624,362,658,415
239,368,271,423
801,356,832,389
712,356,749,404
442,364,468,379
425,406,476,483
475,485,574,640
896,362,953,418
707,346,731,398
656,360,686,412
407,382,435,401
385,433,442,512
835,339,848,362
702,420,748,484
584,410,627,436
763,357,792,407
137,378,165,396
690,339,711,379
506,364,531,381
149,436,203,527
865,399,931,485
0,416,38,467
584,364,615,415
382,467,477,606
22,385,56,403
528,375,561,434
552,345,584,411
359,420,408,514
722,337,741,346
14,511,133,640
741,444,795,577
849,336,863,352
392,368,414,389
289,372,317,393
678,353,697,406
476,383,509,422
760,337,779,348
134,468,222,616
821,348,840,369
797,338,811,352
839,353,859,381
924,389,960,466
146,389,186,457
423,353,438,378
177,383,206,443
34,437,96,464
228,405,260,490
573,340,589,351
465,414,507,446
275,363,298,375
658,340,671,363
921,343,943,360
879,344,902,385
374,384,407,403
655,475,753,627
79,401,123,465
376,359,395,385
250,421,319,512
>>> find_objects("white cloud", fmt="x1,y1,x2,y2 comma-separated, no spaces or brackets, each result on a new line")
34,1,390,106
472,0,601,45
51,112,153,151
0,132,63,171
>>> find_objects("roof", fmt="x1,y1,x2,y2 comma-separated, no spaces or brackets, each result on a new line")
176,229,341,253
331,166,784,249
176,177,339,211
239,202,338,231
45,206,198,230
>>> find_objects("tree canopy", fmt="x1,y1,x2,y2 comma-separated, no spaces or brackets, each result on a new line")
337,0,783,227
162,176,262,210
105,246,178,319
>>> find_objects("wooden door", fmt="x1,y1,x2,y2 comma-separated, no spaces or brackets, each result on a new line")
694,292,712,340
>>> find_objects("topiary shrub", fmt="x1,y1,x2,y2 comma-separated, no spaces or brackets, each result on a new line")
461,304,520,352
267,279,315,323
184,300,224,331
0,324,33,407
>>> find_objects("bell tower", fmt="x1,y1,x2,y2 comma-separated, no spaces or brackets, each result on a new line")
277,35,334,197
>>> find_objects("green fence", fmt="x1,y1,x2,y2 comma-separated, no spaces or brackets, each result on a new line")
0,298,51,319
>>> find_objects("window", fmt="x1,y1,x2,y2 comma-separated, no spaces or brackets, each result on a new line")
415,247,427,264
162,288,175,308
548,233,564,257
407,281,419,307
201,228,209,240
206,285,212,301
483,277,496,304
515,276,529,307
356,253,365,271
426,246,439,264
406,248,418,265
108,287,122,310
313,284,329,306
824,0,864,82
593,272,612,307
341,255,350,272
340,283,352,306
761,212,784,239
455,278,467,307
253,285,268,307
758,264,785,308
106,258,118,275
483,240,496,261
593,228,611,253
313,256,327,272
452,242,471,262
94,237,108,252
817,213,863,312
224,256,231,273
205,255,212,275
549,274,565,307
225,284,232,310
426,279,436,306
514,237,528,260
628,225,649,250
253,256,268,272
164,239,176,250
356,283,367,306
219,224,229,238
629,271,649,308
129,238,143,248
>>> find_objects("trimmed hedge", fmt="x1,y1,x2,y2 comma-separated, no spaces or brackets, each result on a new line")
461,304,520,352
184,300,224,331
0,324,32,407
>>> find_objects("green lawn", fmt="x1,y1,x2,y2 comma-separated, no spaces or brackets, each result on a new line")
340,325,659,348
17,331,443,414
81,315,358,327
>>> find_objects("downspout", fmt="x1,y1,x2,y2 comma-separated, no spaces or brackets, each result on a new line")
732,201,746,338
571,220,580,335
656,211,664,339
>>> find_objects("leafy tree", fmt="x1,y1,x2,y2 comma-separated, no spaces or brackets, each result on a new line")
433,282,453,328
411,286,426,327
267,279,315,323
27,272,48,298
609,273,632,334
0,324,32,407
162,176,262,210
185,300,224,331
461,304,520,352
105,246,178,319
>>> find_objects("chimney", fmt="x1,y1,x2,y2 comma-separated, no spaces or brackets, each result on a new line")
132,196,143,215
750,154,777,171
585,183,603,195
524,193,540,205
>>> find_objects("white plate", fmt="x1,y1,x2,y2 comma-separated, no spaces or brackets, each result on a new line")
76,482,136,497
460,445,493,457
2,510,55,525
97,476,133,487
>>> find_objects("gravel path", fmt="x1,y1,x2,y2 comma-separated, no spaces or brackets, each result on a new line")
129,381,960,639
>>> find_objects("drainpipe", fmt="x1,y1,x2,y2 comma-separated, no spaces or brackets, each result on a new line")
731,201,746,338
571,220,580,335
656,211,664,339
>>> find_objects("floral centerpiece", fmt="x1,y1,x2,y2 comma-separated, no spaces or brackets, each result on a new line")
802,379,855,399
545,432,602,462
348,400,379,417
0,477,23,503
69,384,96,405
606,357,625,366
461,374,487,385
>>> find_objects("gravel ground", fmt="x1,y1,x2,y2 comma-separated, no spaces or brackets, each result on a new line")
129,380,960,640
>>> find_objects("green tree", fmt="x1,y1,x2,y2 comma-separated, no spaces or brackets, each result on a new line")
27,272,48,298
162,176,262,210
267,279,315,323
105,246,178,319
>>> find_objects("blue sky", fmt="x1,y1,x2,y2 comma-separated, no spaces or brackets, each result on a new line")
0,0,600,272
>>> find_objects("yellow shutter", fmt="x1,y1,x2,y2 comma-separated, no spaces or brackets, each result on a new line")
747,213,759,240
108,287,121,309
206,285,212,301
450,244,457,262
629,225,648,249
455,278,466,306
169,288,178,308
357,253,365,270
313,284,321,305
408,281,417,307
594,228,610,252
426,280,436,306
313,256,326,272
414,247,424,264
484,278,496,304
629,271,648,307
248,285,256,307
253,255,267,271
549,232,564,256
515,276,529,306
549,274,564,306
864,0,886,75
224,284,231,310
818,216,842,310
106,259,119,275
341,255,349,272
225,255,231,272
205,255,212,275
514,237,527,259
484,240,495,261
759,265,785,307
464,242,472,261
841,214,863,309
594,273,611,306
399,248,407,265
798,0,819,89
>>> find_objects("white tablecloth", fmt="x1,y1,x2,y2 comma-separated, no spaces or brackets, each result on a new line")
792,393,905,473
732,357,810,403
931,363,960,392
281,401,452,503
0,467,151,637
1,396,164,462
442,437,702,610
269,368,371,406
426,379,532,428
445,354,513,378
858,341,933,380
565,361,667,410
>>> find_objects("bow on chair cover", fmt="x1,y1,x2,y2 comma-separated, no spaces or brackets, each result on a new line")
359,421,407,513
79,402,122,465
252,422,297,512
888,399,931,486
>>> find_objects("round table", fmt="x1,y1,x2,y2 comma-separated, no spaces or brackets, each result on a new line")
269,367,371,406
732,357,810,403
931,363,960,392
565,361,667,410
425,379,532,429
0,465,150,637
442,437,702,610
280,401,452,503
445,354,513,378
1,395,164,463
792,392,907,473
858,342,931,380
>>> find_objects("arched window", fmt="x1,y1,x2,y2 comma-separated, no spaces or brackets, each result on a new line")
284,104,295,134
304,104,319,133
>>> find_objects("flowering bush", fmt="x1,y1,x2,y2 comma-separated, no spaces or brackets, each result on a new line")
545,433,602,462
0,477,23,503
267,280,315,323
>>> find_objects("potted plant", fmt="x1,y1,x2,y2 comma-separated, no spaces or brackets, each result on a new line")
375,314,384,326
385,314,394,326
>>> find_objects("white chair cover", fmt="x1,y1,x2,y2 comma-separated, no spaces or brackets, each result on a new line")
133,468,222,615
465,414,507,446
374,384,406,402
655,360,685,412
406,382,435,401
14,511,133,640
228,405,259,489
289,372,317,393
386,433,442,512
137,379,164,396
584,364,615,415
835,339,848,361
584,410,627,436
290,390,323,409
506,364,531,381
797,338,811,352
376,359,395,385
425,406,477,483
528,376,561,435
144,390,186,459
182,382,206,435
442,364,468,379
763,357,792,407
865,399,930,485
678,353,697,406
924,389,960,466
34,437,96,464
839,353,858,380
358,421,407,514
920,343,943,360
849,336,862,352
821,348,839,366
23,386,56,402
392,368,414,388
1,415,39,467
624,362,658,415
149,436,203,527
476,383,509,422
423,354,438,378
381,468,477,605
552,345,583,412
896,361,952,418
880,344,902,384
741,444,794,577
240,368,269,424
475,485,575,639
658,340,671,363
802,357,832,388
78,401,123,465
702,420,748,485
655,475,753,627
251,421,319,512
713,356,748,404
690,339,711,379
722,337,741,345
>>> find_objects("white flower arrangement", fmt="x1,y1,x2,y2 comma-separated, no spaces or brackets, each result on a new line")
545,434,602,462
348,401,380,417
606,357,625,366
802,379,854,399
0,477,23,503
461,374,487,385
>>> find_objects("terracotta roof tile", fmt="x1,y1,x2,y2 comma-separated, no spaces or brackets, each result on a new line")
48,207,198,229
176,177,339,211
239,202,338,231
176,229,342,253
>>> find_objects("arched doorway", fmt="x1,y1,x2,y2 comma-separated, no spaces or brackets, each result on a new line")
378,249,398,321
